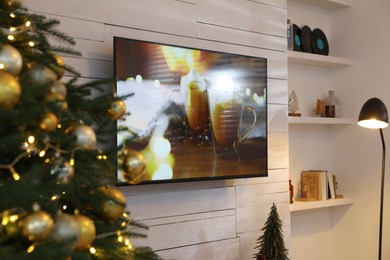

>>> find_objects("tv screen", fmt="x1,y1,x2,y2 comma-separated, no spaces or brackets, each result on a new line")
114,37,267,185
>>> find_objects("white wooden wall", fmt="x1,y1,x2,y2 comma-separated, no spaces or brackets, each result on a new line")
24,0,289,259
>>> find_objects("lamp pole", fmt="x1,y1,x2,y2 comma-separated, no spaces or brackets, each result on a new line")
358,98,388,260
378,128,386,260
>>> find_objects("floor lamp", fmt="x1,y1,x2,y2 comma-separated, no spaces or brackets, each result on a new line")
358,97,389,260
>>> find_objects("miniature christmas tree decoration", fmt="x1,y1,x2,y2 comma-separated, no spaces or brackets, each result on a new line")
254,203,289,260
288,90,301,117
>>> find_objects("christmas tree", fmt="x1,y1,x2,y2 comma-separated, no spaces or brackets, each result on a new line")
254,203,289,260
0,0,159,259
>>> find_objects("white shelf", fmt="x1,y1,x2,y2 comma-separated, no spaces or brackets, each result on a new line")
287,51,352,67
290,197,355,212
289,0,352,9
288,116,354,125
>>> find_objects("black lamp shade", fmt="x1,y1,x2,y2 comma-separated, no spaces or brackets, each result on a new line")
358,98,389,129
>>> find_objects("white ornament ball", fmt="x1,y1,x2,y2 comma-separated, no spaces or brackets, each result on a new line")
0,44,23,76
68,124,97,150
51,214,81,249
24,62,57,86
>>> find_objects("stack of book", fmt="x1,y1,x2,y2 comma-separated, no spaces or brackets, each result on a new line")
299,170,336,201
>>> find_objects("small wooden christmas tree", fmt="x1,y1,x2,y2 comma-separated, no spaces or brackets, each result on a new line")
254,203,289,260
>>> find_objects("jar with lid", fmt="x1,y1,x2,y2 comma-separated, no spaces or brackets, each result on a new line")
325,90,338,118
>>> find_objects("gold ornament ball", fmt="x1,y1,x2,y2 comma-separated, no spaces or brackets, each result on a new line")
24,62,57,86
0,70,21,110
99,187,126,220
21,211,54,241
53,54,65,79
51,214,81,249
45,92,65,103
68,124,97,150
108,99,126,120
39,112,58,132
57,100,68,111
0,44,23,76
74,214,96,250
45,91,68,111
49,81,67,97
120,148,146,184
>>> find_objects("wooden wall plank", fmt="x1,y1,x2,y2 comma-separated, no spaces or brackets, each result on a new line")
269,104,288,133
175,0,197,4
119,179,229,195
250,0,287,9
72,39,111,61
236,201,290,233
104,0,196,37
237,191,288,209
268,78,288,105
45,14,105,42
62,57,112,79
135,215,237,250
157,238,240,260
232,168,288,186
197,0,287,37
239,231,260,260
123,187,235,220
236,182,288,198
268,132,289,169
142,210,235,226
24,0,106,21
197,23,286,52
25,0,197,37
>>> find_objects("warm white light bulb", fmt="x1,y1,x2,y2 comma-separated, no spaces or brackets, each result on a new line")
27,245,35,253
358,119,389,129
89,247,96,254
27,136,35,144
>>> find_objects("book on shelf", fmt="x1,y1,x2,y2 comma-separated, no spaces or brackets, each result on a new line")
327,171,336,199
300,170,337,201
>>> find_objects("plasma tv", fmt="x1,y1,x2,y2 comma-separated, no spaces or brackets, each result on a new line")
114,36,267,185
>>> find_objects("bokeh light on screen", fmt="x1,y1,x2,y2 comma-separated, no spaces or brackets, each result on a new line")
154,79,160,87
135,74,143,83
160,46,218,75
152,163,173,180
215,74,235,92
151,137,171,159
245,87,251,96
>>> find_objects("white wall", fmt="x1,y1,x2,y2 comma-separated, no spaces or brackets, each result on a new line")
330,0,390,259
288,0,390,260
23,0,290,259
